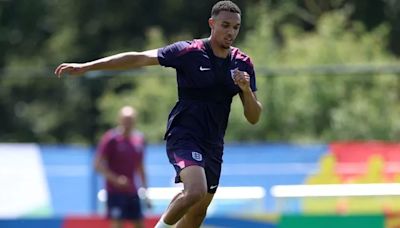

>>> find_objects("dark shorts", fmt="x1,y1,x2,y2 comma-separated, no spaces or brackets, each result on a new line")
166,133,223,194
106,193,143,220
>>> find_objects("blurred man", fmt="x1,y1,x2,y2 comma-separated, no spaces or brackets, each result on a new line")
55,1,262,227
94,106,150,228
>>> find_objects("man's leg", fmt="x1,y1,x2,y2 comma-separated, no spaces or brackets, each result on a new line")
166,190,183,210
155,165,208,227
107,193,124,228
176,193,214,228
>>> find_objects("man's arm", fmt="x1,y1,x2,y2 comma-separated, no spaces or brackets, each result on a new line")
136,154,152,208
136,162,148,189
55,49,159,78
233,69,262,124
239,91,262,124
94,152,130,189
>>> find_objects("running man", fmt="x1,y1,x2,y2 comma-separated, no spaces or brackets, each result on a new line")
55,1,262,227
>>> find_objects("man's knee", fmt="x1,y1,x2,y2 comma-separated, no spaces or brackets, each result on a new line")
180,165,208,205
183,188,207,205
190,206,207,219
176,202,209,228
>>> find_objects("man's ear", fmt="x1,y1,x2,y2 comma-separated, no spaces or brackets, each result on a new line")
208,17,214,30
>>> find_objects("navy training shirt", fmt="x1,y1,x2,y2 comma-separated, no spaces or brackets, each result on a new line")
157,39,257,147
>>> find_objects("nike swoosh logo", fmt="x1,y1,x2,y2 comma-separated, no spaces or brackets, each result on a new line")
210,185,218,189
199,66,211,71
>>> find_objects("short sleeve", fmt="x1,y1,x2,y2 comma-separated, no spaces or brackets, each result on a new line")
240,57,257,92
249,66,257,92
157,41,188,68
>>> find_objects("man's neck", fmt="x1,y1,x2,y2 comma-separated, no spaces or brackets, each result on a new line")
209,38,230,58
117,126,131,137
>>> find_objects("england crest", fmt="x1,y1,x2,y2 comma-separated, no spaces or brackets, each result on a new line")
192,152,203,161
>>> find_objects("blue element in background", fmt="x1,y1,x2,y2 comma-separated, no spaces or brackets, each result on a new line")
40,145,95,216
204,216,277,228
0,218,62,228
39,143,328,216
221,143,327,212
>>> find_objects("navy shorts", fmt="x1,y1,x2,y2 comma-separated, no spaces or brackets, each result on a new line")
106,193,143,220
166,133,223,194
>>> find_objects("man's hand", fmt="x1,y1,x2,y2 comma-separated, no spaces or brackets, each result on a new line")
138,187,153,209
113,175,131,189
54,63,88,78
232,69,251,92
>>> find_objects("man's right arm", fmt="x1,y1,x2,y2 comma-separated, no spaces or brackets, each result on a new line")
55,49,159,78
94,134,131,189
94,152,131,189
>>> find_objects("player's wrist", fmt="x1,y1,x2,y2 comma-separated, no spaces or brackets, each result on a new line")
111,175,126,186
241,87,252,93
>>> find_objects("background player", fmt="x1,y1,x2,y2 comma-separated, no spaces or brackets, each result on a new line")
94,106,151,228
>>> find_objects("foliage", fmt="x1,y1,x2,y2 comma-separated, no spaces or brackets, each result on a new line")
0,0,399,144
240,7,400,142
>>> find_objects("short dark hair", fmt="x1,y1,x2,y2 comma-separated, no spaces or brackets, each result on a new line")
211,1,241,18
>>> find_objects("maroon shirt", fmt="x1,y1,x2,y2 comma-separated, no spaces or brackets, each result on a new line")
97,129,145,194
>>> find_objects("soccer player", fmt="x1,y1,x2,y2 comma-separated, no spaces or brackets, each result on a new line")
55,1,262,227
94,106,151,228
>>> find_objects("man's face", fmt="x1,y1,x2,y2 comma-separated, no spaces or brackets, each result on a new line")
119,107,136,132
209,11,241,49
120,115,135,131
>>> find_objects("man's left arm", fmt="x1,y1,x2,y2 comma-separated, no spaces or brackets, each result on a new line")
233,69,262,124
137,162,148,190
137,146,152,208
